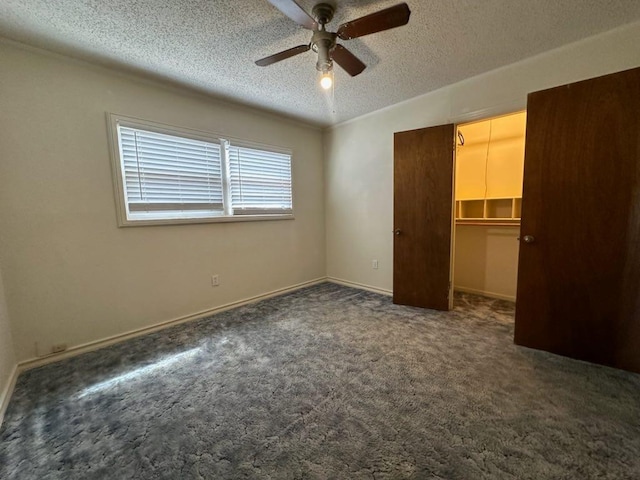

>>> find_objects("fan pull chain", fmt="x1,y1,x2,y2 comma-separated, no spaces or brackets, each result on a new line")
332,71,336,114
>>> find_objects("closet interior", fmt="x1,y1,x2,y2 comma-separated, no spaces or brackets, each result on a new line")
453,111,526,301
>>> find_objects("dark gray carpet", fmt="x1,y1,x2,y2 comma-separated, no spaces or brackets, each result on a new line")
1,283,639,479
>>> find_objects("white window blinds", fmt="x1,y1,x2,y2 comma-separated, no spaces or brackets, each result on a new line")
228,144,292,214
109,114,294,225
118,126,223,215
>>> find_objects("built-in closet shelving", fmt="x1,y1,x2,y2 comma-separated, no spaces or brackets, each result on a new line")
455,197,521,225
455,112,526,226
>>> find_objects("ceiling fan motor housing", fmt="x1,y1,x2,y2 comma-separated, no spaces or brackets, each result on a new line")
312,30,337,72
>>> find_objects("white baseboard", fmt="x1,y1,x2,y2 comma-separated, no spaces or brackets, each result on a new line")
326,278,515,302
18,277,328,372
0,364,19,427
327,276,393,296
454,286,515,302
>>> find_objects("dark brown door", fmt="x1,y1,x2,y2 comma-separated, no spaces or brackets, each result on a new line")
394,124,455,310
515,66,640,373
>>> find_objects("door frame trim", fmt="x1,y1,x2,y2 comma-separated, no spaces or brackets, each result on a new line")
449,100,525,126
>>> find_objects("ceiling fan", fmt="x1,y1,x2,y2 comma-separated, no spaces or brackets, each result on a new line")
256,0,411,89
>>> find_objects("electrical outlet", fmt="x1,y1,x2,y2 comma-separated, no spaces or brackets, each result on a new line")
51,343,67,354
211,274,220,287
372,259,379,269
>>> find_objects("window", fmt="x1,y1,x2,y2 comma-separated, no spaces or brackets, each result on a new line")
108,114,293,226
228,145,292,215
118,126,224,218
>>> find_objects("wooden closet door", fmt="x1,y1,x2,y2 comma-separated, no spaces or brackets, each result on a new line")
515,67,640,373
394,124,455,310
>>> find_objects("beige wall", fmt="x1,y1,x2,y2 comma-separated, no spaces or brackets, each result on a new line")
0,268,17,414
0,42,326,362
454,226,519,301
325,21,640,297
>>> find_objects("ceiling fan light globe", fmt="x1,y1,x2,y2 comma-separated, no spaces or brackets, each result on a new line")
320,74,333,90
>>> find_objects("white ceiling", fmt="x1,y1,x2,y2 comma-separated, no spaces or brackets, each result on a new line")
2,1,640,127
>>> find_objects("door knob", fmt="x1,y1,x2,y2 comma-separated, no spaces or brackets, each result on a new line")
394,229,402,235
522,235,535,243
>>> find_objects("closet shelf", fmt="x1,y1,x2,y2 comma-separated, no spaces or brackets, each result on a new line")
456,220,520,227
455,197,522,225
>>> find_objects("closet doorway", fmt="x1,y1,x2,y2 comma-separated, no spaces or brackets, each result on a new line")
453,111,526,302
392,112,525,311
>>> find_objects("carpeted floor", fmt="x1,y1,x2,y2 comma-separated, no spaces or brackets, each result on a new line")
1,283,639,479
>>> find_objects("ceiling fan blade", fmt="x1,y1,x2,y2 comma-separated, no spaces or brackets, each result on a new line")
255,44,310,67
266,0,317,30
331,44,366,77
337,3,411,40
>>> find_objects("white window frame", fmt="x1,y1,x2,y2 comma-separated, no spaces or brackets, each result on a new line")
107,113,294,227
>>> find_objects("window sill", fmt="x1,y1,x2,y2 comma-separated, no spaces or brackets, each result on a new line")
117,213,294,227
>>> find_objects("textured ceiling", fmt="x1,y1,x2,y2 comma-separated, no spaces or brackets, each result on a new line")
1,1,640,127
